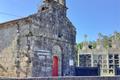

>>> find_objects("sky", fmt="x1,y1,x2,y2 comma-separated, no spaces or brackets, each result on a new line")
0,0,120,43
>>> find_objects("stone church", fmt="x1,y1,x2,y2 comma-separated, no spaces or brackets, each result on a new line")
0,0,76,77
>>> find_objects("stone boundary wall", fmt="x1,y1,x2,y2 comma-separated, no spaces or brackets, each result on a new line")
0,76,120,80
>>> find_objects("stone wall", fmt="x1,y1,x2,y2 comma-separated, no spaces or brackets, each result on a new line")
0,0,76,77
30,0,76,76
0,76,120,80
0,20,32,77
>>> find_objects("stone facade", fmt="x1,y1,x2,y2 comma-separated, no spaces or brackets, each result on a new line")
0,0,76,77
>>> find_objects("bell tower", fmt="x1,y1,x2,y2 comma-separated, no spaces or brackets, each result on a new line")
41,0,67,16
43,0,66,6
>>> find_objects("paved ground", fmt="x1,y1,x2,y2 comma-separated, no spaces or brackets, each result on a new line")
0,76,120,80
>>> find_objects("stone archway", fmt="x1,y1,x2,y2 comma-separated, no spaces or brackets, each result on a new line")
52,45,62,76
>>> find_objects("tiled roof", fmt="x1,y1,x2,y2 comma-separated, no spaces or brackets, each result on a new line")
0,17,31,29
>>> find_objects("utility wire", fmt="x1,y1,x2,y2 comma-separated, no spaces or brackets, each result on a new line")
0,11,22,17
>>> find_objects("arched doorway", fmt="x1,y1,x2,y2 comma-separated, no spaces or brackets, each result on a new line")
52,45,62,76
52,56,58,76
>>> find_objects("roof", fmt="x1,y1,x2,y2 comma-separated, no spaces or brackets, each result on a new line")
0,16,31,29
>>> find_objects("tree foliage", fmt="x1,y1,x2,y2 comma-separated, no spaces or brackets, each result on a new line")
77,32,120,49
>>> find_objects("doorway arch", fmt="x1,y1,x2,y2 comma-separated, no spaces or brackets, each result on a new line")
52,45,62,76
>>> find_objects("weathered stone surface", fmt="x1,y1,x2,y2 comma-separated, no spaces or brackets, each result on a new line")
31,0,76,76
0,0,76,77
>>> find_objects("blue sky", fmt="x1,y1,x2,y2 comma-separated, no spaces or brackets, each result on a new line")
0,0,120,43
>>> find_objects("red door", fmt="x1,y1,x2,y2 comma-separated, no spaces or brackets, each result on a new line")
52,56,58,76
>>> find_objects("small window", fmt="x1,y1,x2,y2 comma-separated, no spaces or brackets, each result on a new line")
93,60,97,63
103,69,107,73
115,65,119,67
109,54,113,59
103,65,107,68
109,60,113,64
109,69,114,74
114,54,119,59
58,32,63,38
41,7,49,12
109,65,114,68
115,60,119,64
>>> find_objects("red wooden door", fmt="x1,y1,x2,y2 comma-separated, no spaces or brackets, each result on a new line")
52,56,58,76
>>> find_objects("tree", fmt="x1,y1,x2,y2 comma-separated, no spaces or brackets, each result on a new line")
76,32,120,50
